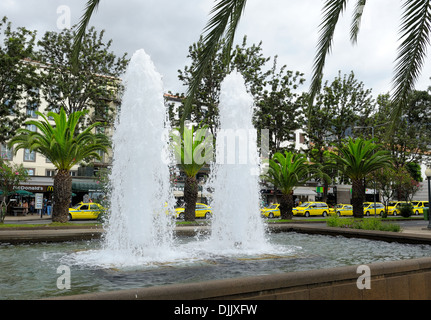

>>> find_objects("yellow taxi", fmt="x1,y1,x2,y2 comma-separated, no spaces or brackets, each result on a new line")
363,202,385,216
411,200,429,215
329,204,353,216
386,201,408,216
293,201,329,217
261,204,280,218
175,203,212,219
68,202,104,220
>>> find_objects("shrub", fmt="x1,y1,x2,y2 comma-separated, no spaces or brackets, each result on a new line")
326,215,400,232
399,203,413,218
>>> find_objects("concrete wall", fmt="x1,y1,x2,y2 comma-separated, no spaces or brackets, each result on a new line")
56,256,431,300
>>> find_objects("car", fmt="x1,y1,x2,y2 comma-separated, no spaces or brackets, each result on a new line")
261,204,280,218
386,201,409,216
293,201,329,217
363,202,385,216
329,204,353,216
175,203,212,219
411,200,428,215
68,202,104,220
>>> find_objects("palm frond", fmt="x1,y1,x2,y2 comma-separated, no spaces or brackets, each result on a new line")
309,0,348,102
71,0,100,72
391,0,431,123
181,0,247,131
350,0,367,44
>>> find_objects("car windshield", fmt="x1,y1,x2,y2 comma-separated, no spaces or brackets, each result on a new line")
72,203,83,209
268,204,278,209
411,202,419,206
388,202,398,206
297,202,311,208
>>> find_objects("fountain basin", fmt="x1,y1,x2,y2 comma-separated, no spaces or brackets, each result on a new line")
2,225,431,300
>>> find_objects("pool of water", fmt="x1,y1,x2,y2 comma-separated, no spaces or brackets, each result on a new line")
2,232,431,299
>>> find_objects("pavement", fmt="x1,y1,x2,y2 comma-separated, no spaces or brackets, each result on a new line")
3,214,431,244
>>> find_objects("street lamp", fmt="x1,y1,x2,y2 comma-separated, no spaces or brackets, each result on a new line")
425,167,431,229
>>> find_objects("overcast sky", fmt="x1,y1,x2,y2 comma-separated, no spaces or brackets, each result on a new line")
2,0,431,98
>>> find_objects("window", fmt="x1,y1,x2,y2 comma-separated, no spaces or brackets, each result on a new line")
26,168,35,176
26,106,38,118
0,144,13,160
24,149,36,162
26,124,37,132
46,169,56,177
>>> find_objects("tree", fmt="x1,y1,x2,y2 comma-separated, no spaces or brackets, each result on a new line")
0,16,40,144
37,26,128,126
175,35,270,135
0,159,29,223
73,1,431,125
329,138,393,218
360,91,431,169
8,108,110,223
171,125,213,221
264,151,329,219
253,58,305,154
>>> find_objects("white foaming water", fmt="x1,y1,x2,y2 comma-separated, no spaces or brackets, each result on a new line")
92,49,178,265
69,56,288,269
205,71,270,253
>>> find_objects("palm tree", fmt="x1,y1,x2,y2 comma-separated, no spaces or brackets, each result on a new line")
171,125,213,221
8,108,110,223
264,151,330,220
329,137,393,218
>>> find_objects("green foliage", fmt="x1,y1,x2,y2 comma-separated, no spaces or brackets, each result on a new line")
171,125,213,178
265,151,329,195
8,108,110,171
37,26,128,125
399,203,413,218
326,215,401,232
0,159,29,223
0,16,40,144
329,138,393,181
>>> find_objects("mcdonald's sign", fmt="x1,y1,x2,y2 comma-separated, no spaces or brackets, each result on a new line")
17,185,54,192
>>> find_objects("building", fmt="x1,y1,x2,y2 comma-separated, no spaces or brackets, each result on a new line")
1,60,117,209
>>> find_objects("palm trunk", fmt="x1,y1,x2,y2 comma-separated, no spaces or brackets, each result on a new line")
184,175,198,221
352,178,364,218
52,169,72,223
279,192,294,220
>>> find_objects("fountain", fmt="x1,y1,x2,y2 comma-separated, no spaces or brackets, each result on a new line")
206,70,268,253
85,49,179,266
2,49,431,300
70,52,280,268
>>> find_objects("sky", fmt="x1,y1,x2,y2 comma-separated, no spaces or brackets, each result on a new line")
2,0,431,98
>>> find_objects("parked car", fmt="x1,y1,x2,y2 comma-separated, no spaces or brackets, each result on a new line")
411,200,428,215
329,204,353,216
175,203,212,219
363,202,385,216
261,204,280,218
68,202,104,220
386,201,409,216
293,201,329,217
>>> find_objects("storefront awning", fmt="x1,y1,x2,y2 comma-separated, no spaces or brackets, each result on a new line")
293,187,316,196
72,181,102,192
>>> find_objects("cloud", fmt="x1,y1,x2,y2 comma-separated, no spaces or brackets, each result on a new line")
1,0,431,96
